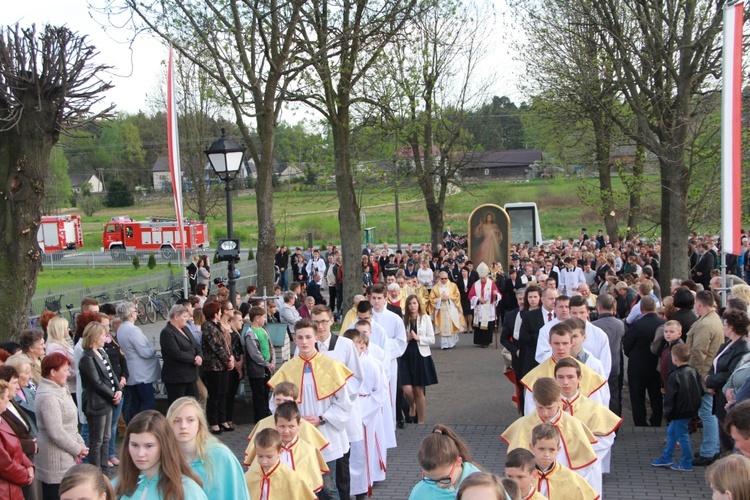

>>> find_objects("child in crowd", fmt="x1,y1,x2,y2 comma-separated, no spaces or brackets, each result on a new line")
706,454,750,499
528,423,598,500
502,377,600,494
409,424,481,499
113,410,207,500
59,464,114,500
657,320,684,390
166,397,249,499
456,471,510,500
343,328,389,498
651,343,703,472
244,401,327,493
521,324,608,416
244,381,329,459
244,307,275,423
554,357,622,474
504,448,547,500
244,428,316,500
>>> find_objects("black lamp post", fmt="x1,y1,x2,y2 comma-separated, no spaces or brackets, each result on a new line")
205,128,245,306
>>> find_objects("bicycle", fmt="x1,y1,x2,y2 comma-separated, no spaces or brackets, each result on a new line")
44,294,76,322
141,287,169,323
122,288,148,325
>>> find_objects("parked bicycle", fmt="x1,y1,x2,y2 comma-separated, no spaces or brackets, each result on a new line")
141,287,170,323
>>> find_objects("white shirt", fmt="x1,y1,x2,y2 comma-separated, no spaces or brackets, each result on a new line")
558,267,586,293
535,321,612,378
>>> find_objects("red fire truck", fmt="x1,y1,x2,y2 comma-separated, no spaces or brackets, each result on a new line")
102,216,209,260
37,215,84,255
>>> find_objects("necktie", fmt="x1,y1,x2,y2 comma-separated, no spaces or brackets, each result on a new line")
548,312,553,322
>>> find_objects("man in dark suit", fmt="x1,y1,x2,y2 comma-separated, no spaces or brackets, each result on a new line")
623,296,665,426
516,287,558,409
500,290,527,412
693,243,715,290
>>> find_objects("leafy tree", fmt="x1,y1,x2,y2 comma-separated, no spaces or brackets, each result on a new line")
105,179,135,207
43,146,73,214
467,96,525,151
0,25,112,339
78,195,102,216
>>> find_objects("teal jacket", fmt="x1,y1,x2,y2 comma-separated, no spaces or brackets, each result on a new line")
408,462,481,500
190,444,250,500
113,473,208,500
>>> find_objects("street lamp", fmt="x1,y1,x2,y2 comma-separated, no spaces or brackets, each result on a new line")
205,128,245,306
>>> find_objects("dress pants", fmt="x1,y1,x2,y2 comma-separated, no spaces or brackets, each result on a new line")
164,381,200,408
336,449,351,500
204,370,229,426
628,368,663,426
126,383,155,421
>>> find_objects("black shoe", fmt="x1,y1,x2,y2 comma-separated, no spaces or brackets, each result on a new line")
397,420,405,429
209,427,222,435
693,454,719,466
220,424,235,432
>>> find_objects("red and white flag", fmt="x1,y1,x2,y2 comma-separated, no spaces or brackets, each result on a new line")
722,1,743,255
167,47,187,264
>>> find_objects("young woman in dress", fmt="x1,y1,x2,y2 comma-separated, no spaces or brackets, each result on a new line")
166,397,249,499
114,410,207,500
400,294,438,424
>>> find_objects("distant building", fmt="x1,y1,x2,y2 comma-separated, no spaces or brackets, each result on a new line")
152,157,172,191
70,173,104,194
461,149,543,178
152,156,253,191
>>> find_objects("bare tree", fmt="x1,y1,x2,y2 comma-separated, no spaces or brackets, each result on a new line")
101,0,305,291
292,0,418,308
0,25,113,339
382,0,492,249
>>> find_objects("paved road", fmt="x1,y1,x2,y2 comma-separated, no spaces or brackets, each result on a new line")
140,322,713,499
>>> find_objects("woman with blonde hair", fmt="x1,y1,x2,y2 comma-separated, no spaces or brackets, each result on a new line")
46,316,77,403
730,284,750,314
166,397,248,499
706,454,750,500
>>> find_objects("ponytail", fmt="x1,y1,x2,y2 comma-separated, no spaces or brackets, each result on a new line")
417,424,474,471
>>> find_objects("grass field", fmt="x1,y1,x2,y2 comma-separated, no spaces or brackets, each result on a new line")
75,175,661,251
36,266,169,291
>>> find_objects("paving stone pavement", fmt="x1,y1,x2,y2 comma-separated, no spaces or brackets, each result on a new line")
141,320,715,499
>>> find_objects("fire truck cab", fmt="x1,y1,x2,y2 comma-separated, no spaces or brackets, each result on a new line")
102,216,209,260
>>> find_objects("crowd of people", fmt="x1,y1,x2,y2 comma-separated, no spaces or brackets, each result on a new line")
2,228,750,499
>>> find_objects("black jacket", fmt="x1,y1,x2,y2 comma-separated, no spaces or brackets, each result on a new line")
517,308,546,377
160,323,201,385
706,338,750,416
664,365,703,421
500,308,523,374
79,349,121,416
671,308,698,343
623,313,665,374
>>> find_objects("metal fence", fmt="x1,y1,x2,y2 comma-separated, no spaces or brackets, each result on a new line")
30,259,259,320
41,250,187,269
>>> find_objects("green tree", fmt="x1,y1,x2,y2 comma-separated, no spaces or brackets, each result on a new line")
0,25,112,339
147,252,157,269
79,195,102,216
43,146,73,214
105,179,135,207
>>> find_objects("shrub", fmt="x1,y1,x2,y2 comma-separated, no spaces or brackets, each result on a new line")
105,179,135,207
132,254,140,270
79,196,102,217
147,252,157,269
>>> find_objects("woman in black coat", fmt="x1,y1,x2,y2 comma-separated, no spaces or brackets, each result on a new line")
78,322,122,469
159,304,202,407
705,309,750,452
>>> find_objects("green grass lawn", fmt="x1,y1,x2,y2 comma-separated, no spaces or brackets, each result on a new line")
76,175,657,253
35,266,171,293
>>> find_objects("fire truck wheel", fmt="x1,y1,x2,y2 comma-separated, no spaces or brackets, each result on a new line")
161,247,175,260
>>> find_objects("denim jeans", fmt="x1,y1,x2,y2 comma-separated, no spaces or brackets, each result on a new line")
698,392,720,457
662,419,693,468
126,383,156,421
317,460,340,500
109,398,124,460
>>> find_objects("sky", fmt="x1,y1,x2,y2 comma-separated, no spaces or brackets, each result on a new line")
6,1,525,120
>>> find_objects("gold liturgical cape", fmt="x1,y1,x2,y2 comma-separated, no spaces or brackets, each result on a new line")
521,357,606,398
561,393,622,437
536,461,599,500
268,352,353,402
501,410,598,470
245,435,328,493
245,460,317,500
244,417,329,461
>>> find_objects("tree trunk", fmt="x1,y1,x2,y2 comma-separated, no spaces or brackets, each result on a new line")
251,115,277,295
626,143,644,239
0,95,59,340
658,152,690,294
332,115,361,312
592,111,619,240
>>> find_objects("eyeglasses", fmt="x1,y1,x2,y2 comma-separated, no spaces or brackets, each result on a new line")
422,458,460,486
312,319,331,326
